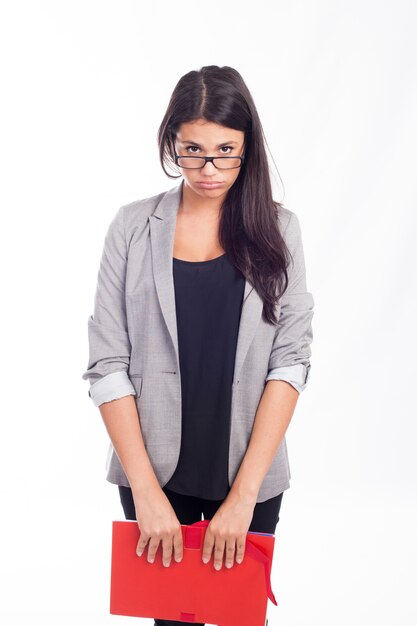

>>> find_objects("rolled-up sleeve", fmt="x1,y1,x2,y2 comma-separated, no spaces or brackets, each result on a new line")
266,212,314,392
81,205,137,407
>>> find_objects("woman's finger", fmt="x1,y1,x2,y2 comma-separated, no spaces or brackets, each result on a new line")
225,538,236,568
136,534,149,557
213,538,226,570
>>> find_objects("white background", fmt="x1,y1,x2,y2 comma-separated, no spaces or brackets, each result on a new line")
1,1,416,625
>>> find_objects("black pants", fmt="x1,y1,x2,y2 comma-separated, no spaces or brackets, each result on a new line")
118,485,283,626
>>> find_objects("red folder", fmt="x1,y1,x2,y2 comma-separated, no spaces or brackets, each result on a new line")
110,519,278,626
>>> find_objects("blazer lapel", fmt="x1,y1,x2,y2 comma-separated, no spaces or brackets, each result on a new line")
149,181,264,383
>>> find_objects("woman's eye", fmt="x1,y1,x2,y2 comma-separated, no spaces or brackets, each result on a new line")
185,145,233,154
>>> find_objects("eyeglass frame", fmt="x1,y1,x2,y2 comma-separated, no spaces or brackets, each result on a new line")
174,152,245,170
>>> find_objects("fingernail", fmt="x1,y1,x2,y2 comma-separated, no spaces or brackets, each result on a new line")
226,562,232,568
236,558,242,564
137,551,142,557
202,557,209,564
214,563,221,570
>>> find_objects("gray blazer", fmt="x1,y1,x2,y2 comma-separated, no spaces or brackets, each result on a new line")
81,181,314,502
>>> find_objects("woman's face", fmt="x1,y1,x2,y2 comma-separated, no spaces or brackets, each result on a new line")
174,118,245,201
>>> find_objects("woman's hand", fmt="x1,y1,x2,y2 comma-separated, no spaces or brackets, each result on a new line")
201,491,257,570
132,486,183,568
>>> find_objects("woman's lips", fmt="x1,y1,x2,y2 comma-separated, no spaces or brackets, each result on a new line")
196,182,225,189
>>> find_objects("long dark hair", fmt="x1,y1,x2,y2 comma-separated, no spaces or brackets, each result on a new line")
157,65,291,326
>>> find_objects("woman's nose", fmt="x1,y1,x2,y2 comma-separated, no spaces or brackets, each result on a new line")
201,160,217,173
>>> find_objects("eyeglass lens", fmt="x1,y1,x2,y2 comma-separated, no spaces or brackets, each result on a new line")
176,156,242,169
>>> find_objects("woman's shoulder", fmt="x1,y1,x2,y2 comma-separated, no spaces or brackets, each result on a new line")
99,187,172,252
276,202,300,237
119,187,170,224
106,185,178,240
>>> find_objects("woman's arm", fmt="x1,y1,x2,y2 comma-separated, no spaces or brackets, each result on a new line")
266,211,314,388
81,205,135,400
227,379,299,502
100,394,185,567
200,379,298,569
81,205,160,493
99,395,160,496
230,210,314,501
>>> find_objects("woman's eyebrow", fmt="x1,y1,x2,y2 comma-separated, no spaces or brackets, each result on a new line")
179,140,239,147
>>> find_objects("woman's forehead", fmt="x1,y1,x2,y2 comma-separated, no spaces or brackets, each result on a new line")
176,119,244,145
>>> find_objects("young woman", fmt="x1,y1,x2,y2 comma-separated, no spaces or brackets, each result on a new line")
82,65,314,626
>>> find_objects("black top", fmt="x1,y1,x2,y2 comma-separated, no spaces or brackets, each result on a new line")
163,252,246,500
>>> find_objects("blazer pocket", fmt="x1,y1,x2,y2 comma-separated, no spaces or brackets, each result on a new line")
129,374,143,397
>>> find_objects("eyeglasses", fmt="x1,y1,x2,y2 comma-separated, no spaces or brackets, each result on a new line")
174,152,245,170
